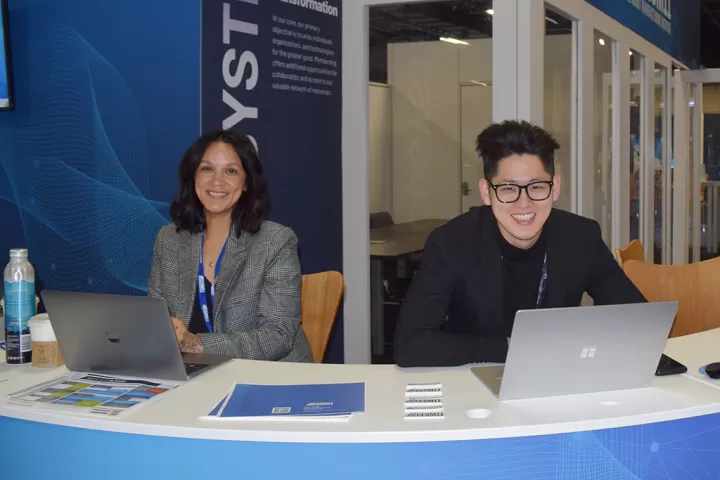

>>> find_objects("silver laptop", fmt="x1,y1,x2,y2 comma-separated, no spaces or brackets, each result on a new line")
472,301,678,401
41,290,232,381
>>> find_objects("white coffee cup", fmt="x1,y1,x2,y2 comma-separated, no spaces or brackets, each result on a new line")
28,313,56,342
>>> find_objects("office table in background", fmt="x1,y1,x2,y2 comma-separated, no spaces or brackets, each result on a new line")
370,218,447,356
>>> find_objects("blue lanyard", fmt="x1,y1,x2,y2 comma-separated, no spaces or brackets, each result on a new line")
198,234,228,333
535,254,548,308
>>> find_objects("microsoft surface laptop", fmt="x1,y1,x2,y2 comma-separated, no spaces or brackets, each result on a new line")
472,301,679,401
41,290,232,382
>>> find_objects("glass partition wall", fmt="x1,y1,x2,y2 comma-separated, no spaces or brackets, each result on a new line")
594,30,615,247
542,0,675,263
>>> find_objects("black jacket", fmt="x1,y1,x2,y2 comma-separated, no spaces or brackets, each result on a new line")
394,206,646,367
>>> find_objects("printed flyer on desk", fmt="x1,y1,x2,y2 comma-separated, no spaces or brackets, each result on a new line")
3,373,179,417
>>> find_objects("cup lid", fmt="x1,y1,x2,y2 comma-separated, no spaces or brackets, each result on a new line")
28,313,50,324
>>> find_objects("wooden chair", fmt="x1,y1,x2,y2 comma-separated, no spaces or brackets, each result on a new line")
615,239,645,267
622,257,720,337
301,271,344,362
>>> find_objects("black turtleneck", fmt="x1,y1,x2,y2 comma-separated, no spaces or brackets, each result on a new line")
496,222,547,337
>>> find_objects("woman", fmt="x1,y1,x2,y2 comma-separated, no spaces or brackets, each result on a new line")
148,130,313,362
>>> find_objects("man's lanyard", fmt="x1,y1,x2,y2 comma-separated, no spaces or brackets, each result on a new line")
197,233,228,333
535,253,548,308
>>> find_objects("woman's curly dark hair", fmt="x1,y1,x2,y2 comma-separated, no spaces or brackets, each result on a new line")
170,130,269,237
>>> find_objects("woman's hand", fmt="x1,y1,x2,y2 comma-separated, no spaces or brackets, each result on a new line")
171,317,204,353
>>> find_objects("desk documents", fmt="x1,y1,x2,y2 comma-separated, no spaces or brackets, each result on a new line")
3,373,179,417
202,383,366,421
405,382,444,420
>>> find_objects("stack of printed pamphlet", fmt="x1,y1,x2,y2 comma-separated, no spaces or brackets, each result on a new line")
200,382,365,422
404,382,444,420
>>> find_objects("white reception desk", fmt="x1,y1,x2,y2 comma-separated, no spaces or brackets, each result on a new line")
1,329,720,479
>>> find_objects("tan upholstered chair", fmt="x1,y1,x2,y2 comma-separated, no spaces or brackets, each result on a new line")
615,239,645,267
622,257,720,337
301,271,344,362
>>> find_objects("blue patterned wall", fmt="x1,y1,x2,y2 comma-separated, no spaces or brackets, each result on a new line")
0,0,200,295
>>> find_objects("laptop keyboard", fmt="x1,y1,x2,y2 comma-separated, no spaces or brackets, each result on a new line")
184,363,206,376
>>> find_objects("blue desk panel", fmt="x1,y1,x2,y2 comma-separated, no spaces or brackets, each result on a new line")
2,414,720,479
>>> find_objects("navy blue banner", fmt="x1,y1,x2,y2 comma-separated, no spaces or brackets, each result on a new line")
202,0,343,360
584,0,700,68
202,0,342,274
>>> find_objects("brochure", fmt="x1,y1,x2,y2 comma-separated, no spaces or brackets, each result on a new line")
201,382,365,421
4,373,179,418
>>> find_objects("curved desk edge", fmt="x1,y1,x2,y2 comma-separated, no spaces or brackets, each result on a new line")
2,394,720,443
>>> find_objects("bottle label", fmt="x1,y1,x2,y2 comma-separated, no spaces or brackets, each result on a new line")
3,280,35,334
5,333,32,354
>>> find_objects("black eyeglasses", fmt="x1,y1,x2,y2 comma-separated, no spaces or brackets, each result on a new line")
487,180,554,203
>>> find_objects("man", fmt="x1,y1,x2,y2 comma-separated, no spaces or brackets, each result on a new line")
394,120,645,368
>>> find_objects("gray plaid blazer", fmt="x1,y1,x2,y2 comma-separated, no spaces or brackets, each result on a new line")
148,220,313,362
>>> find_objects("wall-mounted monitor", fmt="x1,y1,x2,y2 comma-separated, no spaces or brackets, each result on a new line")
0,0,14,110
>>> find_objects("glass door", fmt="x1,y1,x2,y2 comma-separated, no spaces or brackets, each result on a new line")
672,69,720,264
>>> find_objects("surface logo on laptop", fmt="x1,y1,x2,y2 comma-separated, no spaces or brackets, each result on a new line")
580,346,597,359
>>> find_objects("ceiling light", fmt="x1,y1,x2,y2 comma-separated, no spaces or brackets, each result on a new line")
486,9,494,15
470,80,488,86
598,38,605,46
545,16,559,25
629,51,633,56
440,36,469,46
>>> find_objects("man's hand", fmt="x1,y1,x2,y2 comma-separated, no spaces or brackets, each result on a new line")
171,317,204,353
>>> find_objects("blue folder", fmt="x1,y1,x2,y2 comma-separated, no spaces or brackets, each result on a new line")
207,382,365,419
